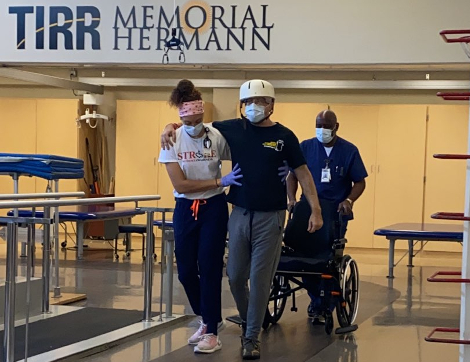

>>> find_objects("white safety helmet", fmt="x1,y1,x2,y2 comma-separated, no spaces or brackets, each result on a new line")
239,79,275,102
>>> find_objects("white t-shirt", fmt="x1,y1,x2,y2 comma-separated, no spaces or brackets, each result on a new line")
324,146,333,157
158,123,231,200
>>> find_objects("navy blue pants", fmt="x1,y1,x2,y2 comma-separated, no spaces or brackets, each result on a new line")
173,193,228,335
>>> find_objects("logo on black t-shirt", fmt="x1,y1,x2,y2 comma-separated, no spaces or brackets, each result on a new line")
262,140,284,152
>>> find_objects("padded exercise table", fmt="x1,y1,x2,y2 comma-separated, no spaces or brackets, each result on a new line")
374,223,463,278
10,206,144,260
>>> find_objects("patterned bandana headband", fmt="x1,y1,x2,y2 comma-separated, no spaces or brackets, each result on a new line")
179,100,204,117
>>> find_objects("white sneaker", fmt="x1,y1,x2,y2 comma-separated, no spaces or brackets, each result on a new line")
194,334,222,354
188,320,207,345
188,319,225,345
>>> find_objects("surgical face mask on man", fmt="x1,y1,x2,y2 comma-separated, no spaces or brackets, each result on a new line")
316,127,335,144
183,122,204,137
245,103,266,123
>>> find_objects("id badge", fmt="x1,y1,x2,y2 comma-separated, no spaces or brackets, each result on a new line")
321,168,331,183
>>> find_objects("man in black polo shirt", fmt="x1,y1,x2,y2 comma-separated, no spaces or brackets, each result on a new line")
161,79,322,360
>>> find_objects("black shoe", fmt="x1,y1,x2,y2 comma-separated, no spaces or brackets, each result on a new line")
307,302,316,318
242,338,260,360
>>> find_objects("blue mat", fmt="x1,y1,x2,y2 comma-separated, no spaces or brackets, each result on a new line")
0,153,84,180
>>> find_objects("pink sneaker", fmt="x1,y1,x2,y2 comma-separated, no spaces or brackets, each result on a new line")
188,320,207,345
194,334,222,354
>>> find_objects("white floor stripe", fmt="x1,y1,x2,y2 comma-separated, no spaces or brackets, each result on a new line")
17,314,186,362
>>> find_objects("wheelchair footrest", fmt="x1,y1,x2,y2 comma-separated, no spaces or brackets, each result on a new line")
335,324,358,334
226,315,243,325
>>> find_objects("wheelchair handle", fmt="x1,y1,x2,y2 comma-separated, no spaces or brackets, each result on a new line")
337,209,347,231
287,202,347,238
288,202,346,220
338,209,345,220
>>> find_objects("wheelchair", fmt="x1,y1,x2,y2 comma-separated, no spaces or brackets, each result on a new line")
263,198,360,335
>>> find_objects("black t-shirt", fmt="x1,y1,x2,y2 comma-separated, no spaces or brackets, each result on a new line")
213,119,306,211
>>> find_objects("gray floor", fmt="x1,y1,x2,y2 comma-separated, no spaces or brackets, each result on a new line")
0,242,462,362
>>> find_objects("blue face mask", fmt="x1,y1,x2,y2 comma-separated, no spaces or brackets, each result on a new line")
316,127,334,144
183,122,204,137
245,103,266,123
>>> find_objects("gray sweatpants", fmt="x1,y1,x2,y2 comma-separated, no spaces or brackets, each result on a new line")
226,206,286,340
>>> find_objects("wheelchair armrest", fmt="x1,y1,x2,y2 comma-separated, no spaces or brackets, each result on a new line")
333,237,347,248
281,245,296,256
333,238,347,258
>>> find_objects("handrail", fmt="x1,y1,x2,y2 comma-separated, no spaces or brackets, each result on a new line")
0,216,52,225
437,92,470,101
440,29,470,43
0,195,160,209
425,327,470,344
433,154,470,160
431,212,470,221
0,192,87,308
427,271,470,283
0,192,85,200
2,193,162,362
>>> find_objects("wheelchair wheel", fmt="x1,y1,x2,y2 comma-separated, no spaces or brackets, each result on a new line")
263,275,290,328
336,255,359,327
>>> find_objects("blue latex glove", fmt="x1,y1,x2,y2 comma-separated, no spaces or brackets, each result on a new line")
221,163,243,187
278,160,290,184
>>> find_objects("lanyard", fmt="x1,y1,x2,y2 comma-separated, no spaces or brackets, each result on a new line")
203,127,212,149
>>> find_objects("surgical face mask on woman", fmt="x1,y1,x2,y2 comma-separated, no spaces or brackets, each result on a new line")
245,103,266,123
183,122,204,137
316,127,335,144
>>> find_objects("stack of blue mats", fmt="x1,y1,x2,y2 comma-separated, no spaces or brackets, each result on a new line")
0,153,84,180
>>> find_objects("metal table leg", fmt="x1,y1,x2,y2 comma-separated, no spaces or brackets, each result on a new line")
76,221,84,260
42,207,51,313
407,239,415,267
3,222,18,362
159,227,166,322
165,230,174,318
388,238,396,279
25,224,33,361
53,180,61,297
13,174,26,259
406,267,413,314
125,233,132,255
31,208,36,278
143,211,155,322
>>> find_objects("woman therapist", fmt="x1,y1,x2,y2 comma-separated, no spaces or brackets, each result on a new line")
158,79,242,354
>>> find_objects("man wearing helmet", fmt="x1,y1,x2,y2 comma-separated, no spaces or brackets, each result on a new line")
161,79,323,360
